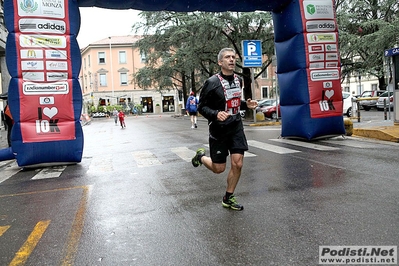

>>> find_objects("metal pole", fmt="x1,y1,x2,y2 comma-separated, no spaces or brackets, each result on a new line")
109,37,115,105
251,68,257,123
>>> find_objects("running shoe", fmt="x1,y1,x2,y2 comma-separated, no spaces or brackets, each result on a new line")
191,148,205,167
222,195,244,211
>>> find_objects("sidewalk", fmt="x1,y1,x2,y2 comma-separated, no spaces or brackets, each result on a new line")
245,117,399,143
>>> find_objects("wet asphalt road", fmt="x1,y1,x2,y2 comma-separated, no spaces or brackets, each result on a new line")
0,114,398,265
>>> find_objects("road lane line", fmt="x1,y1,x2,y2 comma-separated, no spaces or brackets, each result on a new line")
247,140,300,154
0,225,10,236
9,220,51,266
61,186,90,266
270,139,340,151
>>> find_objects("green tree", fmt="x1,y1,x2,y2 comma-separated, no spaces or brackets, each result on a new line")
336,0,399,89
131,11,275,104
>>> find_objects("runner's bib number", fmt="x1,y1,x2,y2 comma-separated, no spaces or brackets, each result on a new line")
216,74,242,115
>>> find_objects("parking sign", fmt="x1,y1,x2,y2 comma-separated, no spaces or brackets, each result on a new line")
242,40,262,67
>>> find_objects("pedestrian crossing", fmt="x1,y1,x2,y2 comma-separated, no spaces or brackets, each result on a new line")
0,137,390,183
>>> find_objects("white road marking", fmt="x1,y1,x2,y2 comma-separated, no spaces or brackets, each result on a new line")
132,150,162,167
247,140,300,154
0,161,21,183
202,144,256,157
31,166,67,180
171,147,194,162
270,139,339,151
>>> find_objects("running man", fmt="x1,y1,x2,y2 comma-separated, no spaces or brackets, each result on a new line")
191,48,258,211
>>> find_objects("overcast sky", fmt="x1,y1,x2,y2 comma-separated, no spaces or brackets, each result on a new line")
77,7,143,48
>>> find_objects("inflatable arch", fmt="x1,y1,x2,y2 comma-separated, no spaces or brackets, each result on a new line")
1,0,344,167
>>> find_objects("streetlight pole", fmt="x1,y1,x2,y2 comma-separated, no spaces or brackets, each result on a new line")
109,37,115,105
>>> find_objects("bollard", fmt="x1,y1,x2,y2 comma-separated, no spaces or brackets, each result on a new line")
343,118,353,136
383,99,387,120
356,101,361,122
255,112,265,121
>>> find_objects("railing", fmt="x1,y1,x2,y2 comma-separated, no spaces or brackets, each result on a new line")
353,97,391,122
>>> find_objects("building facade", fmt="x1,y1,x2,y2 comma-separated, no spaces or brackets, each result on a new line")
79,35,179,115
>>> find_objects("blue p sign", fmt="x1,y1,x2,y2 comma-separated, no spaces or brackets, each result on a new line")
242,40,262,67
247,42,257,55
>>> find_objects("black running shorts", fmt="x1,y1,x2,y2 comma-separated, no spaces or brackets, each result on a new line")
209,126,248,164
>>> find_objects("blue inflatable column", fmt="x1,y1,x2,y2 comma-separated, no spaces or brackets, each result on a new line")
4,0,84,167
272,0,345,140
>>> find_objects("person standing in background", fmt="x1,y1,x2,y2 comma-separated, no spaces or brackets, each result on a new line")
112,108,118,125
186,91,198,129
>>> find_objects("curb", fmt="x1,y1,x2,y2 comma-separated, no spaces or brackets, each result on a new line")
353,127,399,143
248,121,281,127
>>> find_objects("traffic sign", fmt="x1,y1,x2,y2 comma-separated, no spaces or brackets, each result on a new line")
242,40,262,67
384,47,399,57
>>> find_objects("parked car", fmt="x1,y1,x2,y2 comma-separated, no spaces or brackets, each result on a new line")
342,91,357,117
376,91,394,110
260,102,281,119
255,98,277,113
357,90,385,111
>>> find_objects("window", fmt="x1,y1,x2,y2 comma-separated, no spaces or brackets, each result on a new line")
262,87,269,98
84,58,86,70
140,52,146,63
98,52,105,64
99,73,107,86
88,55,91,67
119,51,127,64
371,84,378,90
261,70,267,79
120,73,128,85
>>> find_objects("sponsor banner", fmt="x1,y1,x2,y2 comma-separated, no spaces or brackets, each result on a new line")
309,62,325,69
45,49,67,60
46,61,68,70
46,72,68,81
19,34,67,48
19,80,75,143
303,0,335,20
19,18,66,34
22,72,45,81
309,53,325,62
21,60,44,70
23,81,69,95
308,79,342,118
326,62,339,68
300,0,341,119
310,69,340,81
39,96,55,105
325,43,338,52
18,0,66,19
306,20,336,32
309,44,324,53
20,49,44,59
325,53,338,60
307,33,337,43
